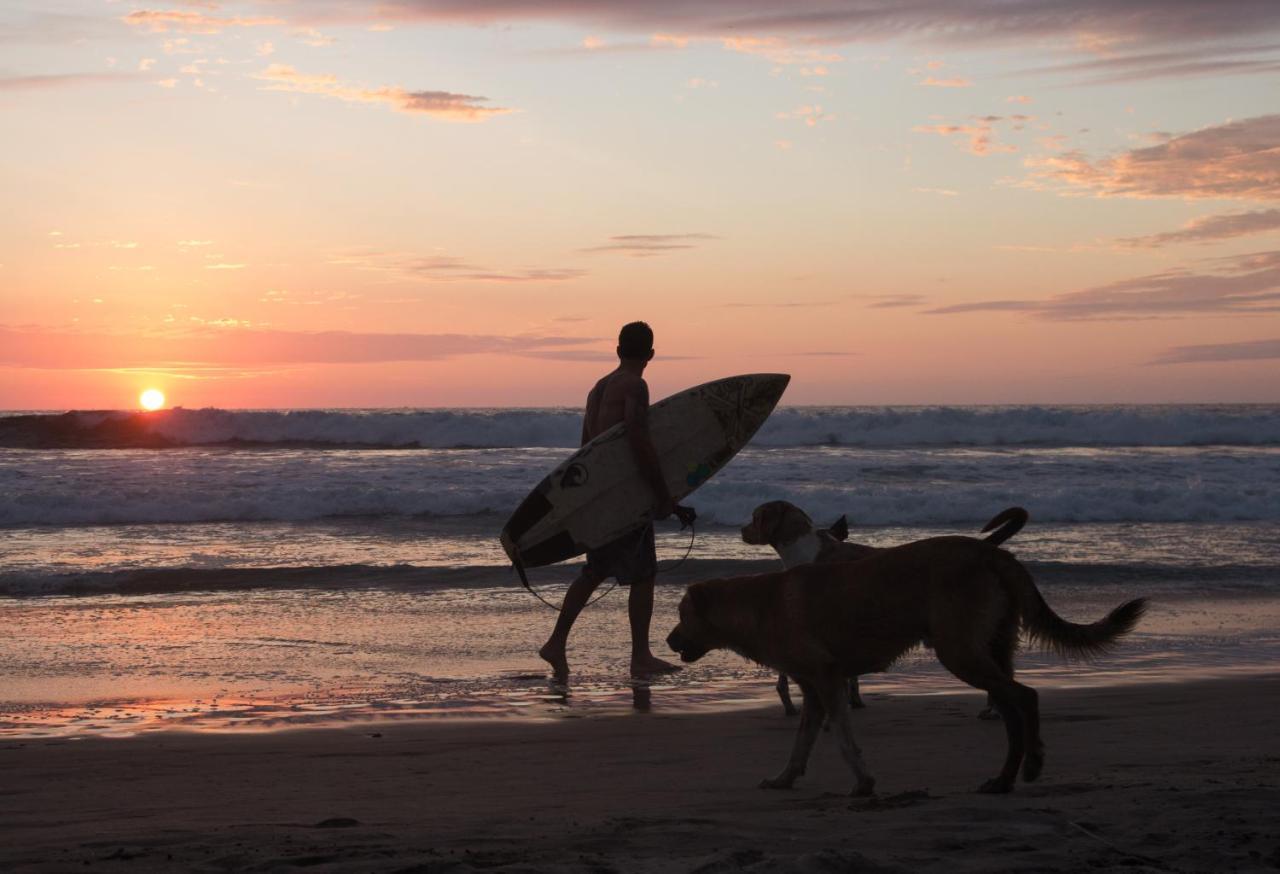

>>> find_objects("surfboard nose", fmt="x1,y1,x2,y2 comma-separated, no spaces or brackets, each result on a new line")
745,373,791,408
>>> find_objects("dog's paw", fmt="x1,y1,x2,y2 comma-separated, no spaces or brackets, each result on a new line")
759,775,796,790
851,776,876,797
976,706,1002,721
977,777,1014,794
783,706,799,717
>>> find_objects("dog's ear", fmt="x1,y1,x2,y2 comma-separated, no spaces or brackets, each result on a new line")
758,502,783,540
829,514,849,541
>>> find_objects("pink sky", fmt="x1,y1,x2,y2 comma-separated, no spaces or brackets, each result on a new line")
2,1,1278,408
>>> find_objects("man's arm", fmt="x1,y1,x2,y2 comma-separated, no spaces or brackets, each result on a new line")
581,384,600,447
623,379,675,518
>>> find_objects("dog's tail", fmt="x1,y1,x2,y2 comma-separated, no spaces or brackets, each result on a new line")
981,506,1028,546
994,552,1147,660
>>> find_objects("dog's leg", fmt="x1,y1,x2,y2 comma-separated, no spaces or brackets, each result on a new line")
822,675,876,796
1015,681,1043,782
934,646,1028,794
978,627,1017,721
848,675,866,709
776,673,798,717
760,681,824,789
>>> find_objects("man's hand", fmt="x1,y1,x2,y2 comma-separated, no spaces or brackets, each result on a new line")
674,505,697,529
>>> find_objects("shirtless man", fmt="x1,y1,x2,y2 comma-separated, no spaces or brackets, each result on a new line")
538,321,695,680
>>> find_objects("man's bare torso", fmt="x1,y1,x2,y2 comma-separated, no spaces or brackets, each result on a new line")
583,368,646,444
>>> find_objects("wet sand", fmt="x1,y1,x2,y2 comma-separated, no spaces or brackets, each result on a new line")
2,675,1277,872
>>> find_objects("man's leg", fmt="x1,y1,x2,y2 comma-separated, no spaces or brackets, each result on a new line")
628,575,680,677
539,569,603,680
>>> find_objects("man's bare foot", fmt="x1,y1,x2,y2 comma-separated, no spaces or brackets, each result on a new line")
538,641,569,681
630,654,682,678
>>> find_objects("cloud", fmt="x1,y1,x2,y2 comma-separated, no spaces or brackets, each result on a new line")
914,115,1016,156
0,326,598,370
1117,208,1280,248
862,294,928,308
581,233,718,257
255,64,511,121
0,72,145,90
720,35,843,66
927,249,1280,319
912,187,958,196
332,250,585,282
920,76,972,87
776,104,834,126
403,257,584,282
294,27,336,46
723,299,839,309
354,1,1280,50
1152,337,1280,364
1025,114,1280,201
122,10,284,34
1012,44,1280,84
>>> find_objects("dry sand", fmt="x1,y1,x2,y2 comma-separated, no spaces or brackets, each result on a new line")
2,675,1277,873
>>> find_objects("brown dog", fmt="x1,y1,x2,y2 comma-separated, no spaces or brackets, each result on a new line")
741,500,1029,715
666,536,1146,795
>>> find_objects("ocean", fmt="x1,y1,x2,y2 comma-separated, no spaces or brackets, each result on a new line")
2,404,1277,737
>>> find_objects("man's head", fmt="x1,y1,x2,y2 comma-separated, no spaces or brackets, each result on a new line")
617,321,655,363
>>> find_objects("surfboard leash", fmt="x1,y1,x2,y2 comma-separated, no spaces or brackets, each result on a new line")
514,519,697,611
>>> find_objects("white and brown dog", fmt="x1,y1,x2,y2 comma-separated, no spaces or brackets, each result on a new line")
742,500,1028,716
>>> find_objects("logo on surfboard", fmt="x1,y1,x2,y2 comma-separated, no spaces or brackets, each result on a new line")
560,463,589,488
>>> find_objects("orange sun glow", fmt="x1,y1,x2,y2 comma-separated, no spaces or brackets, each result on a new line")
140,389,166,411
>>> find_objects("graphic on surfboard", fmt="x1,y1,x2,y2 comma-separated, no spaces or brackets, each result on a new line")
500,373,790,578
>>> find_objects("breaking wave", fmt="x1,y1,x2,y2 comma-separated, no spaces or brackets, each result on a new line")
2,404,1278,450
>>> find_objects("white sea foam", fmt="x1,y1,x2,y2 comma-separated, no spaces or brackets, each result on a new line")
2,444,1276,527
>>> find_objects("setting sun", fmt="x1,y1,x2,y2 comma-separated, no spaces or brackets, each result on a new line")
139,389,165,411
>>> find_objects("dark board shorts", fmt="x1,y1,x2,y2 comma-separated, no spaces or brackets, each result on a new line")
585,523,657,585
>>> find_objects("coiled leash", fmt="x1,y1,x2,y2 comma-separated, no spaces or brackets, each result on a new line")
517,509,698,612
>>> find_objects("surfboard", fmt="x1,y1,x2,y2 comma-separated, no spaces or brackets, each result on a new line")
500,373,789,578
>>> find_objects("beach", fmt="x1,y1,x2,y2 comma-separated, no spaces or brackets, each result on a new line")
3,676,1277,872
2,404,1278,870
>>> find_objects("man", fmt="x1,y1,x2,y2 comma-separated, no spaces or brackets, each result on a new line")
538,321,695,680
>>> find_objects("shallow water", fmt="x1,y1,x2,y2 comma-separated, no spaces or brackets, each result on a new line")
3,579,1276,738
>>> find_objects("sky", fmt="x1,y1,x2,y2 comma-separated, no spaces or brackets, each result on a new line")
2,0,1279,409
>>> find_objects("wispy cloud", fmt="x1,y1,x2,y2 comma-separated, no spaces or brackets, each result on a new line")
581,234,718,257
332,250,585,282
920,75,972,87
1152,337,1280,364
1025,114,1280,201
122,9,284,34
255,64,512,121
927,249,1280,319
1012,44,1280,84
1117,208,1280,248
358,1,1280,51
862,294,928,308
0,72,146,90
0,326,598,369
914,115,1020,156
776,104,834,126
723,299,839,309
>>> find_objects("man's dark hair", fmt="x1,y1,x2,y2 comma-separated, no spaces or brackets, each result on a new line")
617,321,654,360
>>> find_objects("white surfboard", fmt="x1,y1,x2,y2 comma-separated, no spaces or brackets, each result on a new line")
500,373,789,576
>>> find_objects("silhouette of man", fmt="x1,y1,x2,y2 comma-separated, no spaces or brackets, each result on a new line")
539,321,695,680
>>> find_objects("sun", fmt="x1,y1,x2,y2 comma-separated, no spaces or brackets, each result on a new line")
139,389,166,411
